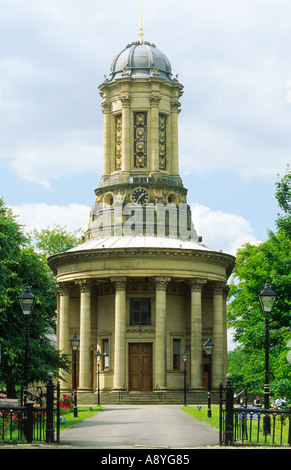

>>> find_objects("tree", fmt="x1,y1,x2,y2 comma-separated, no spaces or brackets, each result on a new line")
227,167,291,395
0,200,79,396
29,225,82,257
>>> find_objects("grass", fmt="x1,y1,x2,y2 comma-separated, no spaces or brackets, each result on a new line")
181,405,291,446
181,405,220,430
58,406,103,431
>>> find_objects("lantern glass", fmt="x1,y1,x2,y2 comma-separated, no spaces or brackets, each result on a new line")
181,350,188,364
18,285,35,315
203,337,214,356
259,281,276,313
95,350,102,363
70,332,80,351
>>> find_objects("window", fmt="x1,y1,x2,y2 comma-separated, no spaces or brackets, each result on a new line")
103,339,109,370
130,298,151,325
159,114,166,170
134,112,147,168
115,114,122,170
173,339,180,370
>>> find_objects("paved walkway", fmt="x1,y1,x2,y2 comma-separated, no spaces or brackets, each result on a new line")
60,405,219,449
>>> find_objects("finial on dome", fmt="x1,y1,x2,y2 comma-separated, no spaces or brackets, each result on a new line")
139,8,143,44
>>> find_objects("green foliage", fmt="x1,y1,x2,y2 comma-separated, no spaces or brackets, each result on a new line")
0,199,82,396
228,166,291,395
29,224,83,256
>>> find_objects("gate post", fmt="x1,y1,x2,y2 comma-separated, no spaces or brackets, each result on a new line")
224,373,234,446
46,371,55,443
25,400,34,443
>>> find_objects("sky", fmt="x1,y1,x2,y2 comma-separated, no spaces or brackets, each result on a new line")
1,0,291,258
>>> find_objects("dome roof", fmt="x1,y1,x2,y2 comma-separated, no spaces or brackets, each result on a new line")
108,41,177,83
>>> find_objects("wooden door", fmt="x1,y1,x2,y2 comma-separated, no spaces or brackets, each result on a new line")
129,343,153,391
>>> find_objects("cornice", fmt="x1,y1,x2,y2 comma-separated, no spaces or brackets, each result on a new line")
48,245,235,277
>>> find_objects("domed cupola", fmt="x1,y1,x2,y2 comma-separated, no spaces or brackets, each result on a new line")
108,41,176,83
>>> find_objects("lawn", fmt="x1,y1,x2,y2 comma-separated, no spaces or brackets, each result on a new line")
58,406,103,431
181,405,220,430
181,405,291,446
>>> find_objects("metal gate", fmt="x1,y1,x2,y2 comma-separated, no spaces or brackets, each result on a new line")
0,372,60,444
219,374,291,447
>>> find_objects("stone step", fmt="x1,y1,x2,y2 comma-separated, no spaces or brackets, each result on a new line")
75,390,220,405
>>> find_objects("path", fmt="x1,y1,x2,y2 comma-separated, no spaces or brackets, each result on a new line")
60,405,219,448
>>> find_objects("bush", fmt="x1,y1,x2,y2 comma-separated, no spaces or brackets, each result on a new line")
270,379,291,401
59,393,74,414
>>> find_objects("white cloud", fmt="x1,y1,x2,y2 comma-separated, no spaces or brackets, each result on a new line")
10,135,102,188
11,203,90,233
11,201,258,256
191,204,259,255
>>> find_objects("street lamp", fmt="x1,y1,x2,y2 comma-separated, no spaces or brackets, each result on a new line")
18,284,35,403
70,332,80,417
259,280,276,433
95,349,102,406
181,350,188,406
203,337,214,418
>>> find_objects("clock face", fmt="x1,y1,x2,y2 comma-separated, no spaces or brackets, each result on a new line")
130,187,150,205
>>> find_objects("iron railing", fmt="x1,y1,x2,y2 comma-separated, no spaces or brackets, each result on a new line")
219,376,291,447
0,373,60,444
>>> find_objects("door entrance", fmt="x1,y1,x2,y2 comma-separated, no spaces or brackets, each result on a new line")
129,343,153,391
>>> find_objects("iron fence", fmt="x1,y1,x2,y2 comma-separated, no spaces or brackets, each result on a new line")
0,373,60,444
219,375,291,447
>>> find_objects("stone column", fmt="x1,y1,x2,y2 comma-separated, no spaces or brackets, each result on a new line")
101,100,111,176
121,95,131,175
111,276,127,390
154,276,171,389
57,283,71,389
170,100,180,176
212,282,226,388
76,279,92,391
187,278,207,389
149,96,160,173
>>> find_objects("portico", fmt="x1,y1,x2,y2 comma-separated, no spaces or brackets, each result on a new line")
49,237,234,394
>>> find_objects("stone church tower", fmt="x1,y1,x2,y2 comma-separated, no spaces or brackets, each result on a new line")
48,28,235,401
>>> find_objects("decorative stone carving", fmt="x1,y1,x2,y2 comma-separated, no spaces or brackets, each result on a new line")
153,276,171,291
187,278,207,292
101,100,111,114
110,276,128,291
120,95,131,107
56,282,72,296
212,281,227,295
150,96,161,107
115,114,122,170
75,278,92,293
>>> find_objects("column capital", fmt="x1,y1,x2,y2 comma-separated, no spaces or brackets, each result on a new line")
101,100,111,114
120,95,131,108
150,95,161,107
212,281,227,295
153,276,171,291
187,278,207,292
56,282,72,296
110,276,128,291
171,100,181,113
75,278,93,293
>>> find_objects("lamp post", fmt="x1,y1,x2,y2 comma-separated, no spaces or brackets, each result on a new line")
95,350,102,406
203,337,214,418
18,284,35,404
181,350,188,406
259,280,276,434
70,332,80,417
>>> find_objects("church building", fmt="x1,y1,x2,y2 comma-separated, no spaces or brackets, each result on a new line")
48,26,235,401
